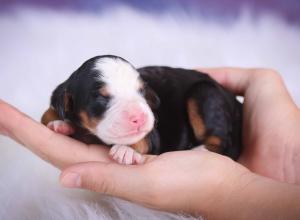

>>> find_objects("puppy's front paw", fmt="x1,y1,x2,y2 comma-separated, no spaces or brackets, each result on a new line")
47,120,74,135
109,145,145,165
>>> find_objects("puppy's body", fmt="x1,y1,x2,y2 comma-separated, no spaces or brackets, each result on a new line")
42,55,243,162
139,67,242,159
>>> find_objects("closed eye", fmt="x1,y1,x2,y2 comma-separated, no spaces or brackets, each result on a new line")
92,90,111,99
95,95,110,104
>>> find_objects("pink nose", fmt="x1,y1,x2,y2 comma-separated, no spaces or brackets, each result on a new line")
128,112,147,128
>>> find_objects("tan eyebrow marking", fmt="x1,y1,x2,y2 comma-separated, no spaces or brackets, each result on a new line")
99,86,110,97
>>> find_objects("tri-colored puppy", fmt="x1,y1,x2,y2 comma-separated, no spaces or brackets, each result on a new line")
41,55,243,164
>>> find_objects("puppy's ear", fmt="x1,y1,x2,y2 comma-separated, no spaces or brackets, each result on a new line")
51,82,73,119
144,86,160,110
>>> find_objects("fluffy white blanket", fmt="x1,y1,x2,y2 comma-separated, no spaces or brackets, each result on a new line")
0,5,299,220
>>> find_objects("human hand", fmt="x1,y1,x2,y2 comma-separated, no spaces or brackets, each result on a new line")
32,68,300,182
201,68,300,183
45,120,145,165
60,148,253,217
60,149,300,219
58,68,300,218
0,99,112,169
2,67,300,218
0,101,246,217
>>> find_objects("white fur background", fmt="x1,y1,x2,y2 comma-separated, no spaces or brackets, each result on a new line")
0,5,300,220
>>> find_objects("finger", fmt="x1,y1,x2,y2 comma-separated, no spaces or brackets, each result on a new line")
60,162,150,203
199,68,298,111
197,67,253,95
0,100,25,137
0,101,111,169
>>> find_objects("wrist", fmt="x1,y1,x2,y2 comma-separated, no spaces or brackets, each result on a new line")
207,169,300,219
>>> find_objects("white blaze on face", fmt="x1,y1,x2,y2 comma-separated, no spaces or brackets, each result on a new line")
94,57,155,145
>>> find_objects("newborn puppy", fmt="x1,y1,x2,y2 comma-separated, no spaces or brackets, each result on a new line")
41,55,243,164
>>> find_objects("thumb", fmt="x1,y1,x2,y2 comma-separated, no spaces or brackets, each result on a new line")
197,67,254,95
60,161,150,200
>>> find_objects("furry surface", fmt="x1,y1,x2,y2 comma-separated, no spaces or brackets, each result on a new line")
0,5,299,220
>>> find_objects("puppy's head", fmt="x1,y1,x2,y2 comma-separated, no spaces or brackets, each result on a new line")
54,55,159,145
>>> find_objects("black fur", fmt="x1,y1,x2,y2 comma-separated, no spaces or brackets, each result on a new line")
50,56,115,144
51,56,111,127
138,66,243,160
48,56,243,160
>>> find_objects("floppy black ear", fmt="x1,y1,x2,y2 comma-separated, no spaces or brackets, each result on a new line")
144,86,160,110
51,82,73,119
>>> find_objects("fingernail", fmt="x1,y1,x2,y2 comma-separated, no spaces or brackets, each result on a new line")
61,172,81,188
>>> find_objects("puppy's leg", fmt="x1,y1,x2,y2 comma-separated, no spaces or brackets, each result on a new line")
47,120,75,135
41,107,74,135
187,82,240,159
109,145,145,165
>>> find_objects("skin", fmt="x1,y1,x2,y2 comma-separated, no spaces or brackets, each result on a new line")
0,68,300,219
